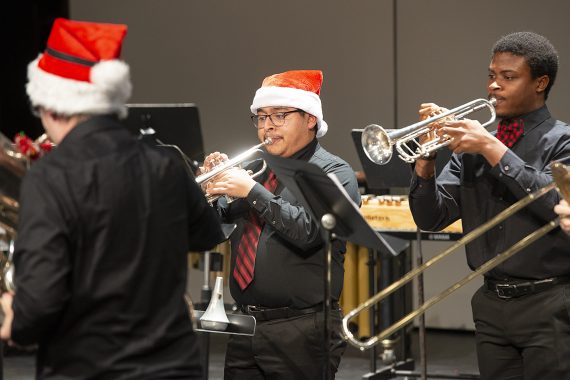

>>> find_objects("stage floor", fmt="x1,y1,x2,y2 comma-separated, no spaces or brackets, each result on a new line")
2,329,479,379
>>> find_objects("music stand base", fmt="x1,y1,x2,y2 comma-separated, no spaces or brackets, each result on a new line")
362,359,414,380
193,310,256,336
361,359,479,380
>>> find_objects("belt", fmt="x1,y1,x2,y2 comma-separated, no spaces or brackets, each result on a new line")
240,302,339,322
484,276,570,299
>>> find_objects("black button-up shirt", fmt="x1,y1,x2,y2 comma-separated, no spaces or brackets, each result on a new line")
219,139,360,308
12,115,224,379
409,106,570,280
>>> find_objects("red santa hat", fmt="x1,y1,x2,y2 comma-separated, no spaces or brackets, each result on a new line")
26,18,131,118
250,70,328,138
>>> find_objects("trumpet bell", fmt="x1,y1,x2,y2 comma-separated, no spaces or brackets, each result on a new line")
200,276,229,331
361,124,393,165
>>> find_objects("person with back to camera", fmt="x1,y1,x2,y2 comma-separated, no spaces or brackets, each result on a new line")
0,17,225,379
409,31,570,379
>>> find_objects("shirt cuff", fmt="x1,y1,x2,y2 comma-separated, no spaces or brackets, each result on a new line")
488,149,524,181
410,172,437,197
246,183,275,213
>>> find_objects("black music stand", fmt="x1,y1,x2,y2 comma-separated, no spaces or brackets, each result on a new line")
262,153,397,379
124,103,205,171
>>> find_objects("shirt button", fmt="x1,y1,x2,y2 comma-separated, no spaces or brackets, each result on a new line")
526,188,531,193
272,221,276,224
498,225,504,230
504,165,510,171
253,200,257,205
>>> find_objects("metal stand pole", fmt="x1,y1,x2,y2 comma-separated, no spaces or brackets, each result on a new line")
199,251,212,380
367,249,377,374
416,230,427,380
321,214,336,380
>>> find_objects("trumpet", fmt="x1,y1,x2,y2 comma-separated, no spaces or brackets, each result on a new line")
196,138,273,204
342,161,570,351
362,98,497,165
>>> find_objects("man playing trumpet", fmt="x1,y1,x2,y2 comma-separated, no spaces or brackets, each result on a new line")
201,70,360,379
409,32,570,380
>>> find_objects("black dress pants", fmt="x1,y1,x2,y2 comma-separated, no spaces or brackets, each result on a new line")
471,283,570,380
223,308,346,380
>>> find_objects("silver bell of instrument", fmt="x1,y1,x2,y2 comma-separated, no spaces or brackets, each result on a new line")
199,276,229,331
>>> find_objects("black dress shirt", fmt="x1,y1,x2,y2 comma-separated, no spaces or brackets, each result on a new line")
219,138,361,308
409,106,570,280
12,115,224,379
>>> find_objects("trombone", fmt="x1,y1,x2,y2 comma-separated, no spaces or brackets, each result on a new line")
343,161,570,351
361,98,497,165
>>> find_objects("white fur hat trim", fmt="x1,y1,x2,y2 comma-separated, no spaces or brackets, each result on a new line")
26,56,132,118
250,86,328,138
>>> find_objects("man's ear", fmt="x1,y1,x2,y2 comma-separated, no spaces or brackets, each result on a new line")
536,75,549,94
307,114,317,130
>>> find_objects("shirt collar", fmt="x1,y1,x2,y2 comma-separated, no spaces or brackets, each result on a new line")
290,138,319,161
58,114,121,147
501,105,551,134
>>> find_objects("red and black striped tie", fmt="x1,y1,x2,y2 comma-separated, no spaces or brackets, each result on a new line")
233,171,278,290
496,118,524,148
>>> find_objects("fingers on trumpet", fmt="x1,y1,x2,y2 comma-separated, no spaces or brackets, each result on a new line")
201,152,229,174
418,103,453,144
205,168,253,199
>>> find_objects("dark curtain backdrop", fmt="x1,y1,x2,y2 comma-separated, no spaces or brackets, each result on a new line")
0,0,68,141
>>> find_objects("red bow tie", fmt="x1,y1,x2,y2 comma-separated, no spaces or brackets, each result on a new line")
496,119,524,148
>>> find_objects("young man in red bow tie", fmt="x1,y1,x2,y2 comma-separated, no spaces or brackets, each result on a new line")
200,70,360,379
409,32,570,379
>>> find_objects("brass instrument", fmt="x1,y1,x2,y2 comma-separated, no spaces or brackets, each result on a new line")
342,161,570,351
196,139,273,204
362,98,497,165
0,132,52,292
0,133,28,293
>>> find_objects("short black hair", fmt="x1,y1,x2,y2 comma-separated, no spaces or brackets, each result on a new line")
492,31,559,100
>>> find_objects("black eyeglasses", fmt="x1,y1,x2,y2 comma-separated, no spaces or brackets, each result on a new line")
251,109,303,129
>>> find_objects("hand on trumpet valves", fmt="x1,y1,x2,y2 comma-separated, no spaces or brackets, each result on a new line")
418,103,451,145
199,152,230,192
205,167,257,200
200,152,229,174
439,118,507,165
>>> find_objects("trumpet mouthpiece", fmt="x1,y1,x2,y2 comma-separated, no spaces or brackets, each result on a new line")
264,138,273,145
